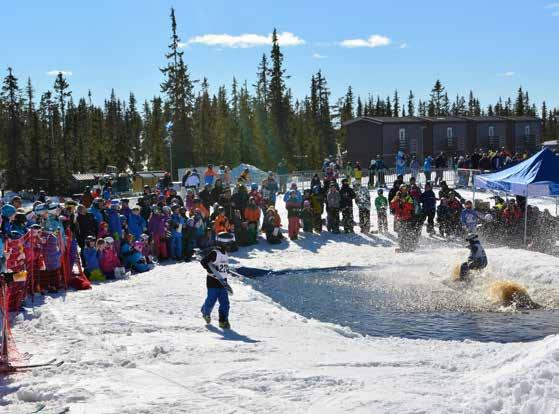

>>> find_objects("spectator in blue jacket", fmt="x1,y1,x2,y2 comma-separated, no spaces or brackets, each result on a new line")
128,206,147,241
88,198,105,225
423,155,433,183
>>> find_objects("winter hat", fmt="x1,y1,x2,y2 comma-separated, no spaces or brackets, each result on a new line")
34,203,48,215
110,199,121,208
251,183,258,190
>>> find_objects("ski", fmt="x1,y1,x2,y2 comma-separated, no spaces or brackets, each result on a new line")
6,358,64,371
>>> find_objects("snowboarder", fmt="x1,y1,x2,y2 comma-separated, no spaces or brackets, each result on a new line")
200,245,232,329
459,233,487,281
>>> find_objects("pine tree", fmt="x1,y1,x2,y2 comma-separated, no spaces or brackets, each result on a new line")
268,29,290,166
407,90,415,116
53,72,71,173
428,80,446,116
1,68,25,189
127,93,144,171
356,96,363,117
393,90,400,117
160,7,194,177
514,87,525,116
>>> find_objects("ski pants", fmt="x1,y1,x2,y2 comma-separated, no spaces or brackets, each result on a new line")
288,216,300,238
341,206,354,232
459,257,487,280
327,208,339,232
377,210,388,232
153,235,168,259
424,171,432,183
368,173,375,188
169,232,182,259
358,208,370,232
423,210,436,234
313,212,323,232
202,287,230,322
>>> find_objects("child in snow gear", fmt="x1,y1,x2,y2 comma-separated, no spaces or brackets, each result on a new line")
200,245,231,328
326,184,341,233
375,189,388,233
301,200,314,233
285,190,302,240
390,186,416,252
262,207,283,244
339,179,356,233
354,182,371,233
459,233,487,281
420,182,437,235
310,186,324,233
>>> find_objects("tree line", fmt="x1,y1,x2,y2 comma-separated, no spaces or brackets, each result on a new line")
1,8,558,192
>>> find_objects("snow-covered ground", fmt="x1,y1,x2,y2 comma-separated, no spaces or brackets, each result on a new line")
2,193,559,413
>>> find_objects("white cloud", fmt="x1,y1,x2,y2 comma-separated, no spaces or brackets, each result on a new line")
498,71,515,77
185,32,305,48
46,70,72,76
545,3,559,15
312,53,326,59
400,42,408,49
340,34,391,48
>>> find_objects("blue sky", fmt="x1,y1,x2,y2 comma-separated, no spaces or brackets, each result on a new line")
2,0,558,109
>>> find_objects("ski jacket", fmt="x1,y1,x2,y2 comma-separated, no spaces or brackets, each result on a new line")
185,174,200,188
355,187,371,210
214,215,233,234
326,191,341,209
204,169,217,185
283,190,302,204
419,190,437,213
460,209,479,232
261,179,279,204
88,205,104,225
339,185,355,209
423,157,433,172
148,214,167,237
244,206,261,223
232,190,249,212
390,195,414,221
201,249,229,289
375,195,388,211
100,247,120,274
468,240,487,261
128,214,147,240
106,208,122,238
83,247,100,272
76,212,98,244
310,193,324,214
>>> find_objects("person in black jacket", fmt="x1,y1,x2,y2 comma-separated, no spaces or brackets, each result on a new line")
434,152,446,186
231,184,249,219
339,178,355,233
200,245,231,329
198,184,213,211
420,182,437,235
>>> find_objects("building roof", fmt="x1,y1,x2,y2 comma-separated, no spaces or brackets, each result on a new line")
71,173,101,181
499,116,541,122
343,115,541,126
420,116,468,123
460,116,507,122
343,116,425,126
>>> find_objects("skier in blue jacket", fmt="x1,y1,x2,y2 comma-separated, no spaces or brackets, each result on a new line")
460,200,479,233
88,198,105,225
106,199,123,242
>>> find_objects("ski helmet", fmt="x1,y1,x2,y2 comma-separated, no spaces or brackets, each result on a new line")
104,236,114,244
465,233,478,242
86,235,96,244
251,182,258,191
1,204,16,218
377,188,384,194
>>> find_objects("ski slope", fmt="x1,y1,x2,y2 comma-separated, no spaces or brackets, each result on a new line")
2,197,559,413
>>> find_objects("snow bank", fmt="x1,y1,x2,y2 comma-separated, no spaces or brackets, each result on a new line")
2,190,559,413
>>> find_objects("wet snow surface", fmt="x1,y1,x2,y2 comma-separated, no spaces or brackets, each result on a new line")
2,189,559,413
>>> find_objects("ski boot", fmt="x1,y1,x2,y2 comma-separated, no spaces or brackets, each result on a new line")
202,314,211,324
219,320,231,329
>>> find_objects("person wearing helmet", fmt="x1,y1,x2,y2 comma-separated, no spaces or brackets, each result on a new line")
459,233,487,281
200,244,232,329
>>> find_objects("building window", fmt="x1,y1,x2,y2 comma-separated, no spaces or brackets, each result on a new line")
525,125,530,136
488,126,495,137
398,128,407,149
446,127,454,148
